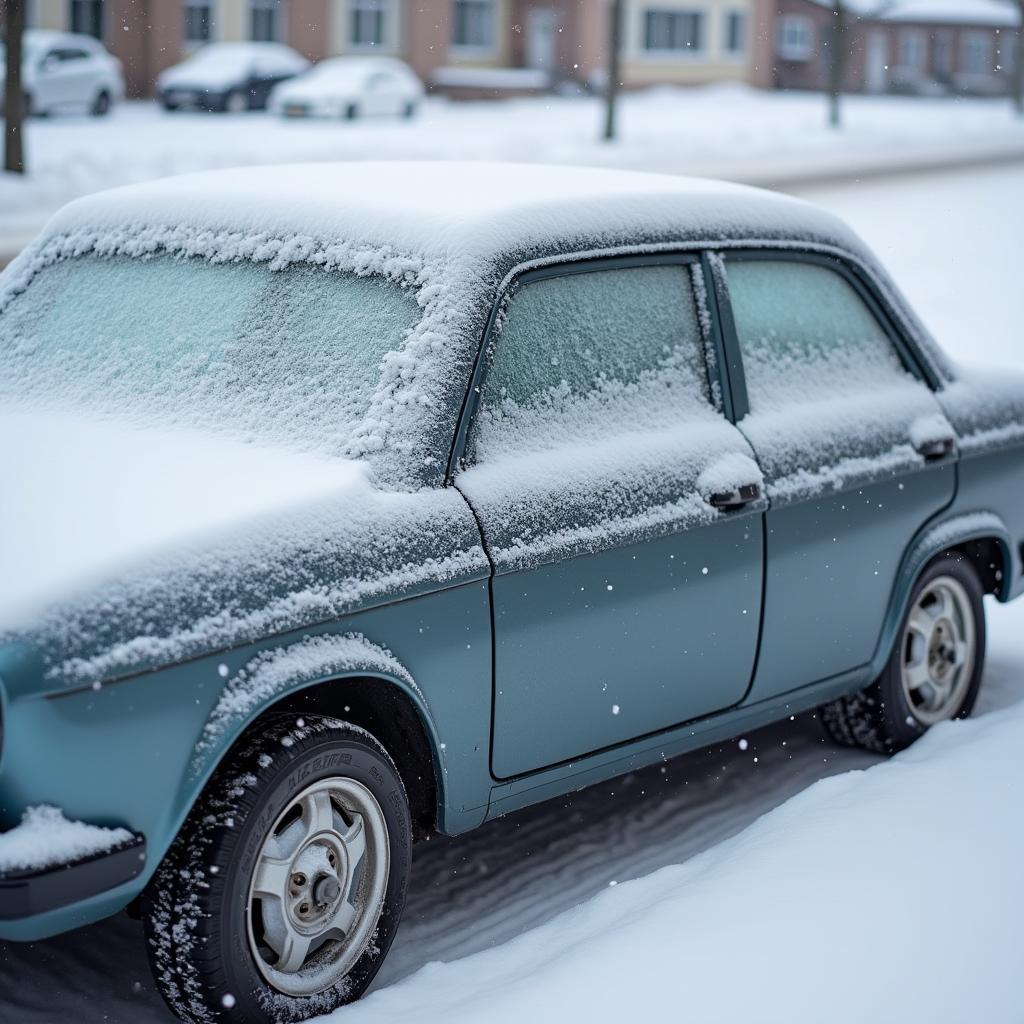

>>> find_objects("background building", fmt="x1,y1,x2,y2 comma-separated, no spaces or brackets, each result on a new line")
20,0,1019,98
21,0,769,96
772,0,1019,96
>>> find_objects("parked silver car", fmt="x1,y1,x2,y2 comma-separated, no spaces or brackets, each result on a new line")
1,29,124,117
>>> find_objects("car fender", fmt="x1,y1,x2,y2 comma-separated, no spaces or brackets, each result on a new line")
176,631,444,828
871,510,1013,680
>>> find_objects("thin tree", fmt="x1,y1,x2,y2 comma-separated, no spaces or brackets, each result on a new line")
603,0,624,141
4,0,25,174
826,2,850,128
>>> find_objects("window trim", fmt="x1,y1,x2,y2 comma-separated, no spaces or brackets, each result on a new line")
640,8,706,57
776,14,813,61
710,248,939,423
446,252,713,482
450,0,499,56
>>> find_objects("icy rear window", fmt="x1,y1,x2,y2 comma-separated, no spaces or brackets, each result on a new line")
0,254,421,455
727,260,911,411
472,264,714,459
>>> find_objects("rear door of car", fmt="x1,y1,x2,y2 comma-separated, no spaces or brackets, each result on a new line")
454,255,766,779
710,251,958,703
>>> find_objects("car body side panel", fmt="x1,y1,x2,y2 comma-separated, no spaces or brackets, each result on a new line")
0,581,492,941
744,463,956,702
487,511,764,778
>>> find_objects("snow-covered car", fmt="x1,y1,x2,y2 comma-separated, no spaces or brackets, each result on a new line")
0,29,124,117
268,56,424,120
157,42,310,113
0,164,1022,1022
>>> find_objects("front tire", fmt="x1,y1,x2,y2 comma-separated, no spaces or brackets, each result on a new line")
821,553,985,753
91,89,111,116
144,716,412,1023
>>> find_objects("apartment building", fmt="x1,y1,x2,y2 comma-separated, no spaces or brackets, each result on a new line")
22,0,769,96
772,0,1018,97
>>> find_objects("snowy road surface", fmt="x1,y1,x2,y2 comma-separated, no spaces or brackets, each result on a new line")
2,85,1023,247
1,161,1022,1022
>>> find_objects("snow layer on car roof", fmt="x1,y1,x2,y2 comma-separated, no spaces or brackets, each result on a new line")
40,162,862,264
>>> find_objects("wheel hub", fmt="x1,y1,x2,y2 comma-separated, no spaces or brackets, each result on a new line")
245,777,390,997
901,575,975,726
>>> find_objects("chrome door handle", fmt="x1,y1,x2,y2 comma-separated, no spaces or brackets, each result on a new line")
709,483,762,511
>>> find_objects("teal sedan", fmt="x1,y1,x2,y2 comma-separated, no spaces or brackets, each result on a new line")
1,163,1022,1022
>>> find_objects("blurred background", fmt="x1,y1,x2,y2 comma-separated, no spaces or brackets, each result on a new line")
0,0,1021,270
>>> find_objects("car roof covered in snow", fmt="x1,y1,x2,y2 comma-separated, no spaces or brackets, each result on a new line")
39,162,867,271
14,163,954,400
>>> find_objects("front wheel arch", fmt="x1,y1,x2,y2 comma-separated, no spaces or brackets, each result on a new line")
181,665,444,850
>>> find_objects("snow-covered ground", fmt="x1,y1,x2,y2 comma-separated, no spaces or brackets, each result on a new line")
0,162,1021,1023
3,85,1024,251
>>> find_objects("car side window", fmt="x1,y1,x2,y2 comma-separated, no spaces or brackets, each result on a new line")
56,48,90,62
470,263,715,462
726,259,913,412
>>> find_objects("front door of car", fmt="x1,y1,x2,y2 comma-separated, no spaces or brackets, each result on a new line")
37,48,92,108
456,257,765,779
713,253,957,703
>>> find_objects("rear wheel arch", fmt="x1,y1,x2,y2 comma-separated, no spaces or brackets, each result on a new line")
874,514,1011,680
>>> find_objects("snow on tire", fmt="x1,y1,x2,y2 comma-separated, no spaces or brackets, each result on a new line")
144,715,412,1023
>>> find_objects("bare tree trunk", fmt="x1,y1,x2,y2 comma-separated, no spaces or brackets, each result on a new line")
603,0,623,141
827,3,849,129
4,0,26,174
1013,4,1024,117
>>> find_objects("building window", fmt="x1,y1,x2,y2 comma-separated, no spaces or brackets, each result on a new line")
250,0,281,42
776,14,813,61
725,10,746,54
351,0,391,48
69,0,103,38
185,0,213,44
452,0,495,50
643,10,704,52
932,30,953,77
961,31,993,75
897,29,926,71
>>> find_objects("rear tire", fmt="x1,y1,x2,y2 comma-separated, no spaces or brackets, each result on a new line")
144,715,412,1023
821,553,985,753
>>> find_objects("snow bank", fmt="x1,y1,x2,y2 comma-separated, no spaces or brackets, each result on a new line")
0,806,134,875
336,698,1024,1024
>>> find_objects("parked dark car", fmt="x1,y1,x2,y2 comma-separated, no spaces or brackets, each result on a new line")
156,42,310,112
0,164,1022,1022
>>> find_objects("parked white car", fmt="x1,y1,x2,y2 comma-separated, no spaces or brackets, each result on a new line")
157,43,310,113
2,30,124,117
268,57,424,120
